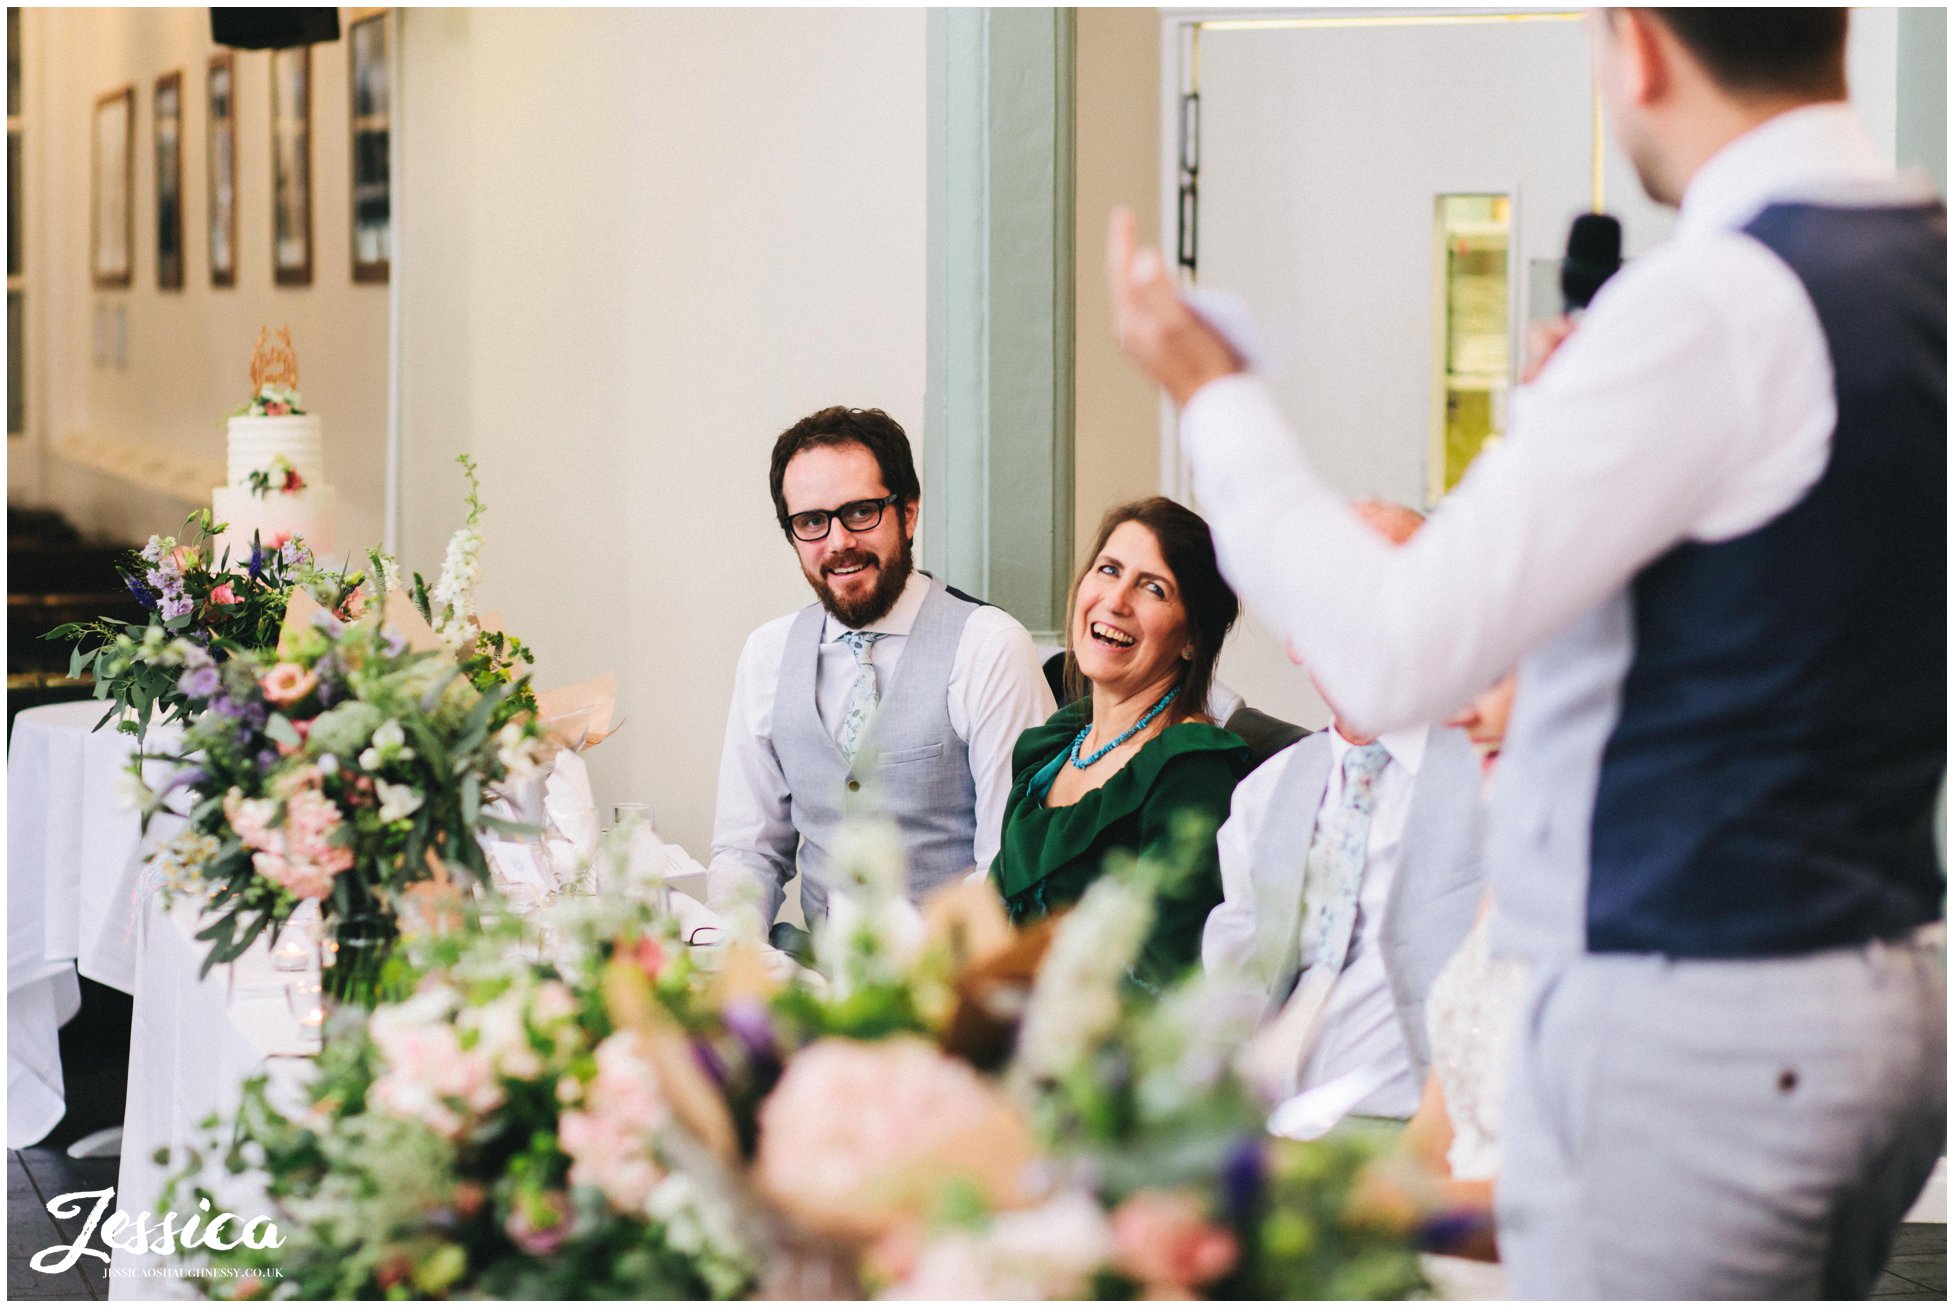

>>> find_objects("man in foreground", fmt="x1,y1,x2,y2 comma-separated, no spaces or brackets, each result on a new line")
1112,10,1944,1297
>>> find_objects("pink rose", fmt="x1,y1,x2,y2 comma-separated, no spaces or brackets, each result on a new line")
266,401,290,417
628,937,666,981
169,544,199,573
259,662,319,706
208,582,240,606
337,586,367,620
754,1037,1036,1241
1109,1190,1238,1297
266,531,293,550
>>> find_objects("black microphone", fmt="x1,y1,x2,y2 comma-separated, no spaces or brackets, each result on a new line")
1561,213,1622,315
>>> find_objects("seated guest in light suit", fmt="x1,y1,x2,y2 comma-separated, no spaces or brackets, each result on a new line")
706,406,1055,944
990,497,1251,988
1203,502,1484,1119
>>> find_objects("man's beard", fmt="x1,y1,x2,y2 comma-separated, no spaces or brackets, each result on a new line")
807,532,914,629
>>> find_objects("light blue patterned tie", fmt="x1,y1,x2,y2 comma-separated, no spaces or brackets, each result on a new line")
836,630,886,763
1241,740,1392,1097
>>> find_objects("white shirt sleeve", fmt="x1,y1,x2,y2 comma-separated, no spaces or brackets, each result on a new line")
1201,747,1288,986
1180,233,1834,737
948,606,1059,870
705,622,797,940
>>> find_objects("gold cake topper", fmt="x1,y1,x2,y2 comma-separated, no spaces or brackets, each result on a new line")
248,325,300,392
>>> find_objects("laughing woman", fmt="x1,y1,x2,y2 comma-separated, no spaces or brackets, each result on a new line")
990,497,1251,987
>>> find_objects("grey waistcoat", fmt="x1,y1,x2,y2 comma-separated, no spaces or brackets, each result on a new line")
773,577,980,920
1245,727,1486,1087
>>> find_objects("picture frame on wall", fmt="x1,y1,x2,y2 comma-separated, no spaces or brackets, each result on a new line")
349,8,391,283
154,70,184,289
271,45,312,286
91,85,133,288
208,51,237,287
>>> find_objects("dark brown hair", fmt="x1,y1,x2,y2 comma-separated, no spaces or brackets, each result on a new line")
768,406,921,536
1064,497,1239,726
1648,9,1848,100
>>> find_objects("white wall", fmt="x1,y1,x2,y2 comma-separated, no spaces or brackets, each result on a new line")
1156,7,1919,734
397,9,929,857
13,7,389,550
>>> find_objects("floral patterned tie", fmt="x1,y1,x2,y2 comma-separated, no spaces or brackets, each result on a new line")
1241,740,1392,1099
836,631,886,763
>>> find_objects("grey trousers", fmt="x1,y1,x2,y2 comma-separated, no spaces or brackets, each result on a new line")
1498,931,1946,1299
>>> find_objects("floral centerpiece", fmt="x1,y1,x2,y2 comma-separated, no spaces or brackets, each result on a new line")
136,455,545,1005
161,815,1427,1299
45,512,368,739
140,591,548,1005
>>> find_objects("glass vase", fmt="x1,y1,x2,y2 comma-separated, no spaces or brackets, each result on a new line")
323,910,402,1010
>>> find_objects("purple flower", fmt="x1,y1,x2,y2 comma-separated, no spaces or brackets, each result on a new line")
690,1035,730,1090
381,628,407,658
1219,1137,1265,1222
161,765,208,794
125,574,158,611
281,538,313,568
722,997,776,1060
255,748,280,773
178,663,221,700
160,593,195,621
247,539,266,581
310,610,344,638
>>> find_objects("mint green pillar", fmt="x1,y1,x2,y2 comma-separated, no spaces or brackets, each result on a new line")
924,8,1076,643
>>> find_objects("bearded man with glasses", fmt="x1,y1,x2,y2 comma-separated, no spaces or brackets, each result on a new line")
704,405,1055,953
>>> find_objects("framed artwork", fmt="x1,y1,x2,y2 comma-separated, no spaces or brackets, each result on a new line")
348,9,391,282
154,71,183,289
91,85,133,288
207,52,237,287
271,45,312,286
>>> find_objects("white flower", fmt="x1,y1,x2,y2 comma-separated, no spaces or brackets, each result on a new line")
462,987,543,1080
647,1172,755,1298
117,768,155,811
1012,875,1155,1083
884,1192,1113,1300
431,522,482,650
359,718,415,772
375,779,424,823
495,721,548,784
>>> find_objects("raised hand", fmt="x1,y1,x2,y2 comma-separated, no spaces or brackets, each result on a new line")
1107,207,1245,407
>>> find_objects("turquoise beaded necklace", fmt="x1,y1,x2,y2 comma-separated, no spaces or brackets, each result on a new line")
1068,686,1179,769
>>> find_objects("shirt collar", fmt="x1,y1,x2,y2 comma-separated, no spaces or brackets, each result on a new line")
1328,722,1427,777
1676,102,1895,238
821,568,929,642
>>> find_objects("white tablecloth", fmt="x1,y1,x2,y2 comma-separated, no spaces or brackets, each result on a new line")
110,894,314,1300
7,700,184,1147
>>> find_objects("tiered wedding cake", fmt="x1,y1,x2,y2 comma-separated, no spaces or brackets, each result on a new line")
212,327,337,563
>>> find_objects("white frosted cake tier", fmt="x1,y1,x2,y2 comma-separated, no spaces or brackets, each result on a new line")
211,485,338,563
225,414,325,488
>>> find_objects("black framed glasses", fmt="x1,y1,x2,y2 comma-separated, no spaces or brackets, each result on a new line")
782,492,901,542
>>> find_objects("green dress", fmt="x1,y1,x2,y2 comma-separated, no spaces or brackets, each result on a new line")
990,699,1251,988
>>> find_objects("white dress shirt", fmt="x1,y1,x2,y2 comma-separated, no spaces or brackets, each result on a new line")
1180,103,1903,741
706,571,1056,935
1219,724,1430,1118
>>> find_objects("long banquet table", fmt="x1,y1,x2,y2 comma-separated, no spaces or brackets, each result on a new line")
8,700,184,1147
107,893,315,1300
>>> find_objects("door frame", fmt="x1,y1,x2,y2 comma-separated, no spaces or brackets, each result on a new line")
1153,7,1597,501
